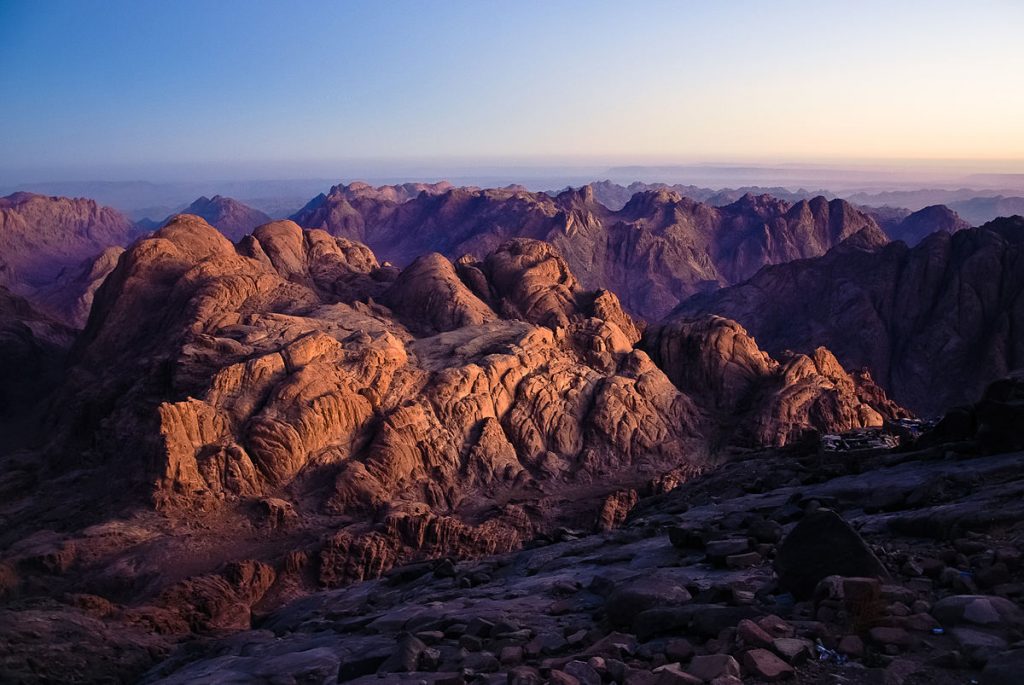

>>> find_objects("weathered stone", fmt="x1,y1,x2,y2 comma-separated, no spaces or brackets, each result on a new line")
725,552,761,569
741,648,794,680
932,595,1024,630
868,626,913,650
775,509,889,598
736,619,774,648
378,634,427,673
606,576,692,627
837,635,864,658
772,637,813,664
686,654,741,682
653,663,702,685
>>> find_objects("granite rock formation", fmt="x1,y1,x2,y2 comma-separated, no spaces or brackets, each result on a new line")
677,217,1024,415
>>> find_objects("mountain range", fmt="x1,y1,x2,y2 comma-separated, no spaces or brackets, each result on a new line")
1,182,1023,683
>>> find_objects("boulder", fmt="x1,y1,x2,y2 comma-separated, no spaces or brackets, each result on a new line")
686,654,740,682
774,509,889,598
606,576,692,627
741,648,794,680
932,595,1024,630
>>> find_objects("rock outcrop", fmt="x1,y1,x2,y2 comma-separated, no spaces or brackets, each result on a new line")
643,316,907,446
15,217,899,608
676,217,1024,415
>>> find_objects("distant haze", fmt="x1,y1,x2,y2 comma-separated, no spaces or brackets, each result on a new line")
2,0,1024,186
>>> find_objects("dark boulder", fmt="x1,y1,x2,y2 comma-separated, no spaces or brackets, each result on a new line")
774,509,889,598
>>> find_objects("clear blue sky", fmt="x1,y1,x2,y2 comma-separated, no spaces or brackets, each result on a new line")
1,0,1022,182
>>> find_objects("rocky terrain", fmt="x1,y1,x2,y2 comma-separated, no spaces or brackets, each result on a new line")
7,373,1021,685
676,217,1024,416
0,214,911,682
291,183,889,320
0,186,1019,685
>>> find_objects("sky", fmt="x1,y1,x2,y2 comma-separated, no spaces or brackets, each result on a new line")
2,0,1023,183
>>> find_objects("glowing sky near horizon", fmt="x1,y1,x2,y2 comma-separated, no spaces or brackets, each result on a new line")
1,0,1023,179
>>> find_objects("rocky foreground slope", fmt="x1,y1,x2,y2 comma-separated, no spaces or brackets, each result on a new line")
291,183,889,320
6,376,1022,684
676,217,1024,416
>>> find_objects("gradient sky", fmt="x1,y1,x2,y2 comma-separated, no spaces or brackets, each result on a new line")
2,0,1023,181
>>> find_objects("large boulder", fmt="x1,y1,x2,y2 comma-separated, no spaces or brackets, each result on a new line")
774,509,889,598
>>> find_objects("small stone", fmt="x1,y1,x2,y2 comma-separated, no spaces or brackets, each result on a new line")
415,630,445,644
665,638,695,662
460,634,483,651
500,645,523,665
843,576,882,602
563,660,602,685
419,647,441,670
868,626,913,649
583,631,637,658
549,670,581,685
463,651,499,673
726,552,761,569
737,618,774,648
837,634,864,658
686,654,741,682
741,648,795,680
653,663,702,685
549,599,573,615
524,632,567,657
709,677,744,685
706,538,750,559
757,615,795,638
772,637,812,664
508,666,543,684
748,518,783,543
884,657,920,685
668,525,707,550
466,617,495,637
377,634,427,673
900,612,940,632
567,629,588,646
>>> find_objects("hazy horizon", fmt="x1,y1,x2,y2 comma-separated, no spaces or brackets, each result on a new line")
3,0,1024,187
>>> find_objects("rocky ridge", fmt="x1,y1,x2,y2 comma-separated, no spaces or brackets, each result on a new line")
0,191,134,292
675,217,1024,415
290,183,890,320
